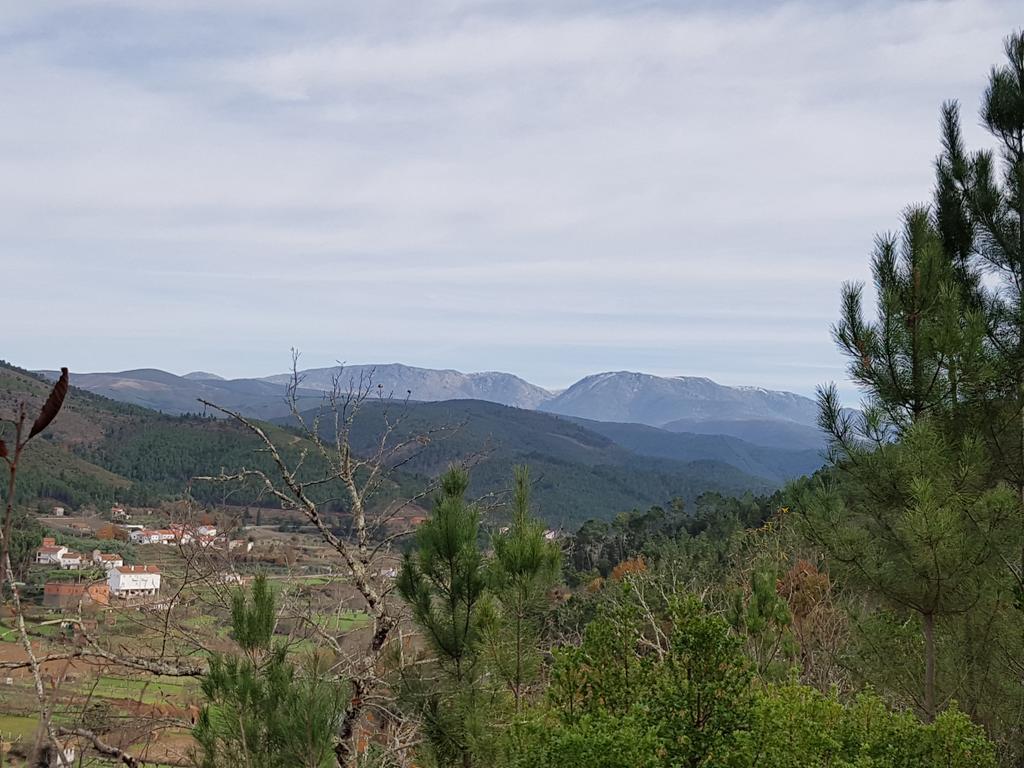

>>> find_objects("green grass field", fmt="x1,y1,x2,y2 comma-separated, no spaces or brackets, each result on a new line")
313,610,370,632
0,712,40,741
79,675,198,705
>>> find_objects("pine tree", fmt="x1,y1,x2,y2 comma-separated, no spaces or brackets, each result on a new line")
807,205,1011,721
193,575,345,768
934,31,1024,585
483,466,561,712
822,205,984,443
398,466,487,768
799,422,1015,720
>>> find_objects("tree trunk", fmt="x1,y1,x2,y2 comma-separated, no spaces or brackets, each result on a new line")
922,611,936,722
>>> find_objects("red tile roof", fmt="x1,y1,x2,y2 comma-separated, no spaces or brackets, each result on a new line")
116,565,160,574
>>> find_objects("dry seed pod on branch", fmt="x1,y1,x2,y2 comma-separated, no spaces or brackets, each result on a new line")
28,367,69,440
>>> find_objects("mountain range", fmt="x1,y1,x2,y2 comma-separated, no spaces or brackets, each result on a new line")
4,362,814,525
21,362,828,521
38,364,827,449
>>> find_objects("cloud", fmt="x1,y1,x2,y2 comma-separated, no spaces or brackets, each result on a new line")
1,0,1019,401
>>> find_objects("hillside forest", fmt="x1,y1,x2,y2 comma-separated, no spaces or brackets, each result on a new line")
4,27,1024,768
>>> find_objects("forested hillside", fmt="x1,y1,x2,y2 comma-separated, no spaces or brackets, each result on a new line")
4,363,782,522
1,362,381,509
295,398,778,525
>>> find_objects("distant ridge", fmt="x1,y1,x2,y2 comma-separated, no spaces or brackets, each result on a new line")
262,363,553,410
35,368,323,420
539,371,820,433
8,361,798,524
183,371,225,381
37,365,827,449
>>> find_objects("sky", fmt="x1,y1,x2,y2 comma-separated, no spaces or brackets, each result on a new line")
2,0,1020,399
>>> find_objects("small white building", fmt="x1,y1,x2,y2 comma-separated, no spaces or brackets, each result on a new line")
36,538,68,565
129,529,176,545
108,565,161,598
169,524,218,545
92,550,124,570
58,551,84,570
51,506,65,517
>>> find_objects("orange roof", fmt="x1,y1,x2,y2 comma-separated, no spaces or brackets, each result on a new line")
116,565,160,574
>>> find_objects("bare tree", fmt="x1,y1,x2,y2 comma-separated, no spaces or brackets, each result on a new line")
194,356,448,766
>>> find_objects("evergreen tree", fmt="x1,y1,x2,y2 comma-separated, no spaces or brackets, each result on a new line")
193,575,345,768
483,466,561,712
934,31,1024,580
398,466,488,768
798,422,1015,720
807,203,1012,721
822,205,984,443
726,565,796,680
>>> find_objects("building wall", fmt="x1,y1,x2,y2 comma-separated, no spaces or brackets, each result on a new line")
108,570,161,595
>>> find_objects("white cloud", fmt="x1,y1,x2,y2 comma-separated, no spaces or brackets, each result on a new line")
1,0,1019,400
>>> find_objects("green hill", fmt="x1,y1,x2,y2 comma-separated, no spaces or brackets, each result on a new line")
310,399,776,527
558,416,825,484
3,363,783,525
0,362,348,509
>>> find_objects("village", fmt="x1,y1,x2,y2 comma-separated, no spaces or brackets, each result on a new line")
0,501,419,765
33,512,253,605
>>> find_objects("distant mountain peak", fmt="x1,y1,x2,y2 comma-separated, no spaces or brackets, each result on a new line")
540,370,819,430
183,371,225,381
262,363,553,409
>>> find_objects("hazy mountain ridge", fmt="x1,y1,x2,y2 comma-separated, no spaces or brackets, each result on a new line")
37,365,827,451
661,418,826,450
539,371,820,429
6,362,784,523
559,416,824,483
37,368,324,420
263,363,553,409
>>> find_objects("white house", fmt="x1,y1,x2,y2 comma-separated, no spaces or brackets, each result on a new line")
169,524,218,545
108,565,161,598
129,529,175,545
35,538,68,565
92,550,124,570
58,551,84,570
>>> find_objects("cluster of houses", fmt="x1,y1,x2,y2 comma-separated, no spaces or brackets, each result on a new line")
126,523,252,553
34,516,255,609
128,523,216,546
36,535,162,602
35,539,125,571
